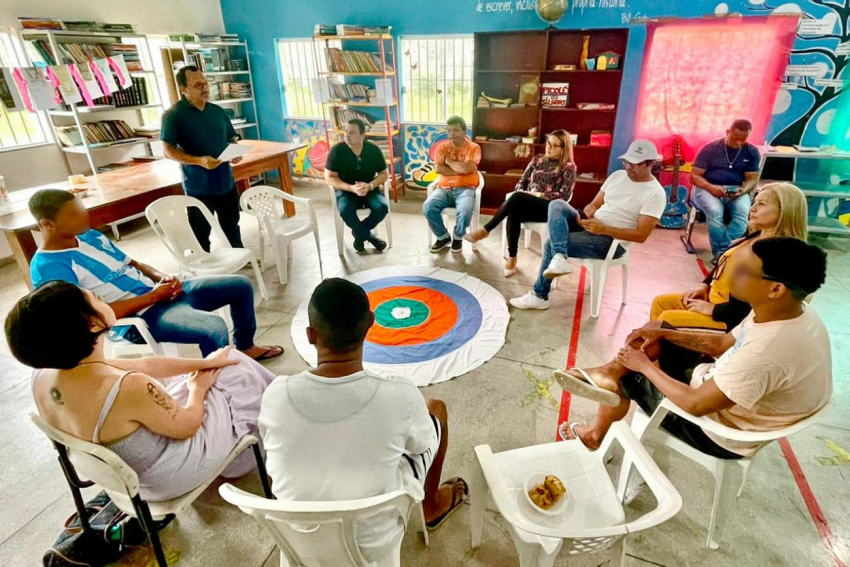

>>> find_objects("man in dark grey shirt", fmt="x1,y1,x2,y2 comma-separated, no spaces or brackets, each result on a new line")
161,65,244,250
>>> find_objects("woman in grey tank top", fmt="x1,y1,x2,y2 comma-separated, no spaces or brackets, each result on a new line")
6,281,275,501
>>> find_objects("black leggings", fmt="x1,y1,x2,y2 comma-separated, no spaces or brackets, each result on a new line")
483,192,550,258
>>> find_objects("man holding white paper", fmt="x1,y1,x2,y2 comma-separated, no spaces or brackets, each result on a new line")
162,65,245,249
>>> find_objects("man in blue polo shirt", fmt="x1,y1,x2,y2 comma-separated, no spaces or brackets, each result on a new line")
161,65,244,251
27,189,283,361
691,119,761,259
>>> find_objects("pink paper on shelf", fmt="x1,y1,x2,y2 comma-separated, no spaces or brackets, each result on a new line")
11,69,35,112
107,55,130,88
49,65,83,105
44,67,66,105
69,63,96,106
90,59,119,95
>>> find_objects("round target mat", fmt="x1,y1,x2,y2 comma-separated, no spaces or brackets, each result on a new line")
291,266,509,386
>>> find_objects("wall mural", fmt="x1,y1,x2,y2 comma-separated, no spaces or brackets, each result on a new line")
285,119,331,178
403,124,449,190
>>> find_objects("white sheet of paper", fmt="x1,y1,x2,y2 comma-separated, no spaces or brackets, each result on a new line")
110,55,131,87
21,67,59,111
76,63,104,100
51,65,82,104
92,59,119,94
217,143,250,162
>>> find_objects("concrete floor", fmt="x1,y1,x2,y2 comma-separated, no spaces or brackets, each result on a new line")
0,180,848,567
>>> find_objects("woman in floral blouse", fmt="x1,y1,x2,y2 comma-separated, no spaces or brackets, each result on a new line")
464,130,576,276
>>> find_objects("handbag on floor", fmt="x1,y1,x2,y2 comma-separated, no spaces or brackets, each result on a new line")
43,490,146,567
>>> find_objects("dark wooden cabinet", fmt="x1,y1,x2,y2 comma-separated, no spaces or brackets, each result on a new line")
472,29,628,213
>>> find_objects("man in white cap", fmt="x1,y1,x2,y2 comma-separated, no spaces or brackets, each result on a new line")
511,140,666,310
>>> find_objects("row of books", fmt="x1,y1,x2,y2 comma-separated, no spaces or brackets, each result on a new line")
18,17,136,33
317,24,391,36
325,48,391,74
209,81,252,101
197,33,240,43
328,82,371,102
60,76,151,111
333,108,374,128
55,119,141,147
25,40,142,71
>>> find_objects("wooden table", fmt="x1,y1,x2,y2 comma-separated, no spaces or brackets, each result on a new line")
0,140,306,289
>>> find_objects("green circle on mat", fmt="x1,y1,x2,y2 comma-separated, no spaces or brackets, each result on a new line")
374,299,430,329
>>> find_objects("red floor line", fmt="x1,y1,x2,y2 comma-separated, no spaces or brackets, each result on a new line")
556,266,587,439
696,256,843,566
779,438,847,567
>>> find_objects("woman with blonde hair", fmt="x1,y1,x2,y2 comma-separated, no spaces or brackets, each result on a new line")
651,182,808,330
464,130,576,276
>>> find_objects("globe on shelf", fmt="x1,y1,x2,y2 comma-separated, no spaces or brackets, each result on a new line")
536,0,568,24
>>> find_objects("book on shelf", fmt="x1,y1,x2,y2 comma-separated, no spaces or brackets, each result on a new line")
196,33,240,42
332,108,374,129
325,48,391,73
335,24,365,36
327,81,371,102
315,24,337,36
18,17,63,30
229,82,251,99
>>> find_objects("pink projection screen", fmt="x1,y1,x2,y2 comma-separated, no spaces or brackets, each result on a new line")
634,16,799,161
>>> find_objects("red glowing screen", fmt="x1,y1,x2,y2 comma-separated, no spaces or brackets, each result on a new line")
635,16,799,161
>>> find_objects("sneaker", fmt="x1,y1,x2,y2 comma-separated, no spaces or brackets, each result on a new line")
353,238,366,253
451,239,463,253
430,237,452,253
543,253,573,279
366,233,387,252
509,291,550,310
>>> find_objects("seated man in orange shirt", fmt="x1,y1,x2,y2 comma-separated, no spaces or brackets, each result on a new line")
422,116,481,253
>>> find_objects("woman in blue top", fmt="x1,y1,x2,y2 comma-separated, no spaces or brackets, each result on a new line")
464,130,577,276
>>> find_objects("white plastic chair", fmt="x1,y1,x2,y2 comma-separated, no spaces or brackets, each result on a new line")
425,172,485,250
471,421,681,567
618,397,835,549
572,238,631,318
498,191,573,258
105,317,180,358
145,196,268,300
219,484,429,567
328,182,393,256
240,185,322,285
30,413,272,567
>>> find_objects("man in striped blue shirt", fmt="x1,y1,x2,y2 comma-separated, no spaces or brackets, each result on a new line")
28,189,282,361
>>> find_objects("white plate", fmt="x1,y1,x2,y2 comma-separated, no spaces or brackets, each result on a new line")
523,471,568,516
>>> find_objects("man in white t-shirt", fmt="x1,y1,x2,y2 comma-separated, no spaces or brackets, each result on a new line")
259,278,467,563
511,139,666,310
556,237,831,459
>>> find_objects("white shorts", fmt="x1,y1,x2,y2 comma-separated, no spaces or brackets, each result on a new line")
401,414,442,487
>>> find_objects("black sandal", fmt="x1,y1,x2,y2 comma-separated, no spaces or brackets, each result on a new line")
250,345,284,362
426,477,468,531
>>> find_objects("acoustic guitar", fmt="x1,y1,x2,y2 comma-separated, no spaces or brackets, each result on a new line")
659,136,688,229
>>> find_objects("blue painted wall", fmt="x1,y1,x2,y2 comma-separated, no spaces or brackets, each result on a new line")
220,0,847,178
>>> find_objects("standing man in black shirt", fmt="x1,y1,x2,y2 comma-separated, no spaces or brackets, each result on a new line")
161,65,244,250
324,118,389,252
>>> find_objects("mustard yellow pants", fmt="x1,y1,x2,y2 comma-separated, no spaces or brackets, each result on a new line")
650,293,727,331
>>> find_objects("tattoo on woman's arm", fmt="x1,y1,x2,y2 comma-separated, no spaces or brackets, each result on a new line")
50,387,64,406
147,383,173,412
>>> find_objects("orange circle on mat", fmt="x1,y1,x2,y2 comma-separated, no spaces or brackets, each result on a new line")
366,286,458,346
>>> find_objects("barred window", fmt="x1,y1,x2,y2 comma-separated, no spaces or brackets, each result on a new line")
0,29,50,149
277,38,339,119
400,35,474,124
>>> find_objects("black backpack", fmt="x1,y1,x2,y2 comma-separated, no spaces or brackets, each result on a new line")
43,491,146,567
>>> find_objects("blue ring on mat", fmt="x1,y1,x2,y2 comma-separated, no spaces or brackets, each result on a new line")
360,276,483,364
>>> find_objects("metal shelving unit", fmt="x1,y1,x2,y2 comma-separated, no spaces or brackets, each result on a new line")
312,30,404,200
164,38,261,140
20,29,165,176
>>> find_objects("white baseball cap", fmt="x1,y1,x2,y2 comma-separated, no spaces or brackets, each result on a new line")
618,139,661,164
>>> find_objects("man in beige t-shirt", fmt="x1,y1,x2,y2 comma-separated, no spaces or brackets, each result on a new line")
556,237,831,459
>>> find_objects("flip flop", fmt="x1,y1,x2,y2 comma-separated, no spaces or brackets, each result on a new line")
250,345,284,362
553,368,621,408
426,477,468,531
558,422,589,450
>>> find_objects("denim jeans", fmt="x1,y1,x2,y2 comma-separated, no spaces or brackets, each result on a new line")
691,188,751,257
138,275,257,355
336,188,389,240
533,201,623,300
422,187,476,240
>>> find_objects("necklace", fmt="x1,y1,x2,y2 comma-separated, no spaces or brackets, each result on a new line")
724,144,743,169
